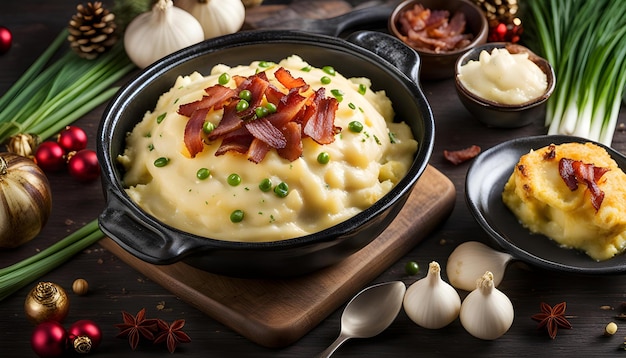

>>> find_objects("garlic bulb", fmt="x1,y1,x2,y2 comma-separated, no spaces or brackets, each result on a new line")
403,261,461,329
124,0,204,69
176,0,246,40
446,241,513,291
459,271,514,340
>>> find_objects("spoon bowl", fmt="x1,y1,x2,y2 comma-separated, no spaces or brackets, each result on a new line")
317,281,406,357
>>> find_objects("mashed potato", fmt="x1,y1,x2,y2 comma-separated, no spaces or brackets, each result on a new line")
118,55,418,242
502,142,626,261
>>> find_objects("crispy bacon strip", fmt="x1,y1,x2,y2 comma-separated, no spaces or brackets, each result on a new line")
245,117,286,149
177,85,237,117
274,67,307,89
183,107,209,158
443,145,481,165
247,138,272,163
558,158,610,211
277,122,303,161
178,66,339,163
303,88,339,144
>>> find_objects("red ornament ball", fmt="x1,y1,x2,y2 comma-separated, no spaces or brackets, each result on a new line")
67,149,100,182
57,126,88,153
31,321,68,358
35,141,66,172
68,319,102,353
0,26,11,54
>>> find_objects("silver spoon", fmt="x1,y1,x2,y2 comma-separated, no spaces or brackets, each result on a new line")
317,281,406,358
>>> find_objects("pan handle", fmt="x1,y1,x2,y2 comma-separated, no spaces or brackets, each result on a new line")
346,30,421,85
98,188,203,265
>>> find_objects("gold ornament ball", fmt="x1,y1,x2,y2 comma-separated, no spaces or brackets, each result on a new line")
24,282,70,324
72,278,89,296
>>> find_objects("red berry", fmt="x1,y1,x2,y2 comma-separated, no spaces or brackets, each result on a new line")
67,149,100,182
35,141,66,172
0,26,11,55
57,126,88,152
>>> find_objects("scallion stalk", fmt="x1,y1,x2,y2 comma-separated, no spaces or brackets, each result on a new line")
0,219,104,301
0,30,135,144
524,0,626,146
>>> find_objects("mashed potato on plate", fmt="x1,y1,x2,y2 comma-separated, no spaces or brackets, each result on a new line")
502,142,626,261
118,55,418,242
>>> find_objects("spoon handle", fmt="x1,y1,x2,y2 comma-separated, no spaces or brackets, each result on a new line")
316,333,351,358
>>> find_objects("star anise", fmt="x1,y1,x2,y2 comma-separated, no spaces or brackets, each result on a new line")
114,308,158,350
154,319,191,353
531,302,573,339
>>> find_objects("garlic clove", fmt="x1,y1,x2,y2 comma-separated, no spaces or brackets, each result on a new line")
123,0,204,69
459,271,514,340
403,261,461,329
446,241,513,291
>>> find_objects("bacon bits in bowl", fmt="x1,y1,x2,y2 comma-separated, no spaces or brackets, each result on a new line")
389,0,488,80
97,30,434,278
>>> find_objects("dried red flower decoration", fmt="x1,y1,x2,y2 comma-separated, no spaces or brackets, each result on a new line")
154,319,192,353
115,308,158,350
115,308,191,352
531,302,573,339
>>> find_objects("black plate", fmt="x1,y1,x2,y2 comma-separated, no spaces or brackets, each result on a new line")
465,134,626,274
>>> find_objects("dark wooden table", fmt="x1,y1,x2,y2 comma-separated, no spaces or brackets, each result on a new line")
3,1,626,357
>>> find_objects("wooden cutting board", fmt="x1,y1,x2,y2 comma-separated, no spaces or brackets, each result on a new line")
99,165,455,348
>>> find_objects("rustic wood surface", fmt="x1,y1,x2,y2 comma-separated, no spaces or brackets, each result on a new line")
2,1,626,357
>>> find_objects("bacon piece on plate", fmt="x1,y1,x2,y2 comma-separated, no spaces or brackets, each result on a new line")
559,158,610,210
443,145,481,165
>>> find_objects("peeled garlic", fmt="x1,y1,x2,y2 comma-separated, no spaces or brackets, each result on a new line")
446,241,513,291
123,0,204,69
460,271,514,340
176,0,246,40
403,261,461,329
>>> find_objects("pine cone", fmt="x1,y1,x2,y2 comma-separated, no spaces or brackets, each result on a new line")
68,2,117,59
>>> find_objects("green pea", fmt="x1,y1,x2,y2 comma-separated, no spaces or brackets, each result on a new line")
218,73,230,85
239,89,252,102
274,182,289,198
230,209,244,223
196,168,210,180
227,173,241,186
259,178,272,192
405,261,420,275
255,106,269,118
322,66,336,76
348,121,364,133
317,152,330,164
153,157,169,167
236,99,249,112
321,76,331,85
301,65,312,72
259,61,272,68
203,121,215,134
265,102,277,113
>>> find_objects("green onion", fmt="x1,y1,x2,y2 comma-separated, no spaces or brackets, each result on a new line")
0,29,135,143
524,0,626,145
0,220,104,301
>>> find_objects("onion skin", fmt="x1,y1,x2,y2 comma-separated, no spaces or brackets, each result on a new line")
0,153,52,248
